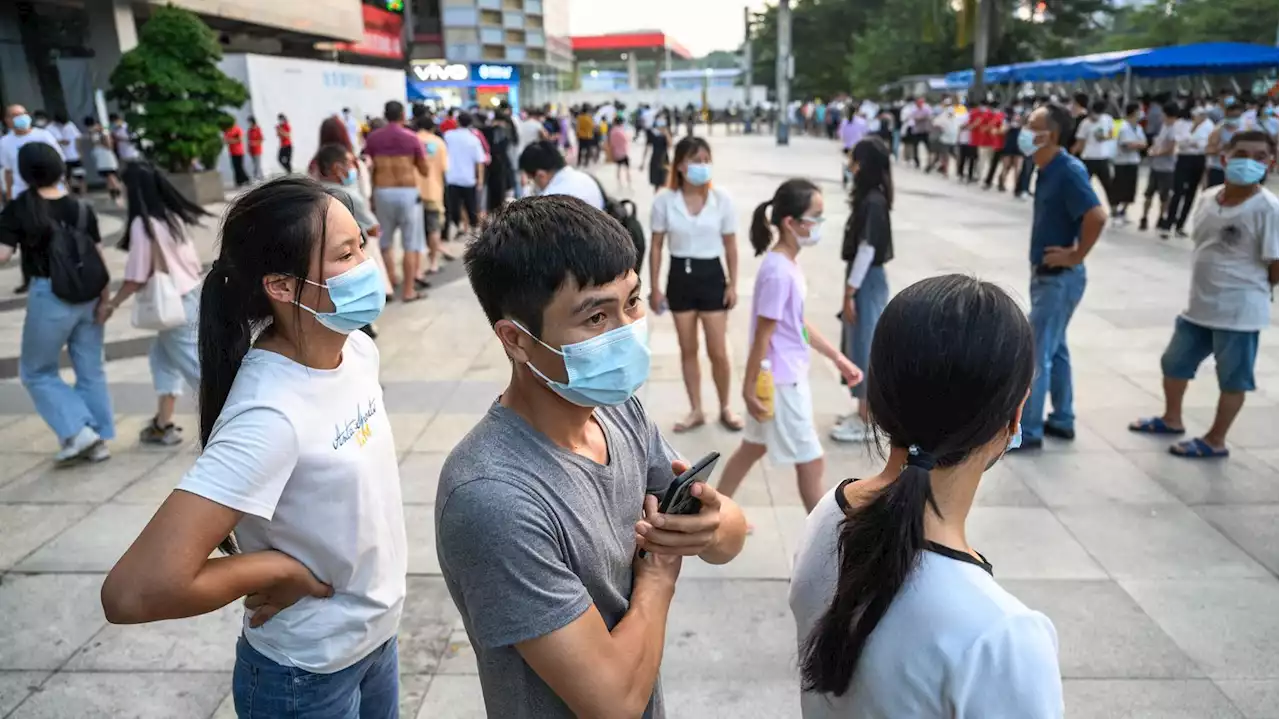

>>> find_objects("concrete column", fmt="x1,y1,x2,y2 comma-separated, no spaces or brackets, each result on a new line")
626,52,638,92
85,0,139,90
0,3,46,110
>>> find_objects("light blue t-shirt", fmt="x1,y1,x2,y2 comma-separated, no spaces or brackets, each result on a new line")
789,481,1064,719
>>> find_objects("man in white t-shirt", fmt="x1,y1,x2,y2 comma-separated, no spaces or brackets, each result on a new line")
1130,130,1278,458
0,104,64,203
1071,100,1117,213
517,140,604,210
443,113,488,237
55,115,85,194
342,107,363,151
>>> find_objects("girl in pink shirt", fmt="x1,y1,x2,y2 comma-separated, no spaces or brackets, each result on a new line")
608,121,631,188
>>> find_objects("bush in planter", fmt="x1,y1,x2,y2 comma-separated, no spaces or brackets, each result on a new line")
107,4,247,174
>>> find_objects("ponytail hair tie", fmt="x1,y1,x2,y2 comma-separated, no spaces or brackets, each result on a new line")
906,445,937,471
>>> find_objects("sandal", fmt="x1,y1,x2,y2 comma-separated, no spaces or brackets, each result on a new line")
672,412,706,434
400,292,428,303
719,409,745,432
1169,437,1229,459
1129,417,1186,435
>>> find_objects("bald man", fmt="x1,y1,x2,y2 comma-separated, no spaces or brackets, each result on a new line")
1,104,63,203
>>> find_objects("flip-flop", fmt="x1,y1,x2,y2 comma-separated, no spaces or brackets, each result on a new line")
400,293,428,304
1128,417,1186,435
719,410,744,432
672,415,706,434
1169,437,1229,459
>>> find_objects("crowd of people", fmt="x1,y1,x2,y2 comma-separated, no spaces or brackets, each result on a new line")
0,77,1274,718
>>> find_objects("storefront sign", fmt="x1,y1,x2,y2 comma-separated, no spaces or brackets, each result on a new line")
476,64,515,82
409,62,520,87
335,5,404,60
412,62,470,82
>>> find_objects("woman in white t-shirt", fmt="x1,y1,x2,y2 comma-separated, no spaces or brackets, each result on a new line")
101,162,211,445
102,177,407,718
790,274,1063,719
648,136,745,433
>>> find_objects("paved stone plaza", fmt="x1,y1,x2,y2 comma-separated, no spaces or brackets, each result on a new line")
0,133,1275,718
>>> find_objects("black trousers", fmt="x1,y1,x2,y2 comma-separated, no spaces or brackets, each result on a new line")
984,150,1002,187
958,144,978,181
278,145,293,174
1015,156,1036,197
229,154,249,186
1083,159,1115,207
445,183,480,233
1162,154,1206,231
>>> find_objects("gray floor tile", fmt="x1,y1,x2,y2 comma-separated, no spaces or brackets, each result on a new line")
661,677,802,719
110,450,199,505
1003,580,1202,679
680,505,790,580
974,463,1044,506
11,671,230,719
0,574,106,670
398,452,448,505
0,672,48,717
1010,449,1181,506
1188,406,1279,450
13,503,154,572
966,507,1107,579
0,453,49,490
1195,505,1279,575
664,579,797,680
1127,450,1280,505
1214,679,1280,719
65,603,241,671
1121,578,1279,680
405,504,439,575
1055,503,1271,579
0,503,94,570
411,413,485,453
0,450,170,504
416,674,486,719
436,622,479,675
390,414,435,455
399,577,459,674
1064,679,1246,719
210,692,235,719
399,674,432,719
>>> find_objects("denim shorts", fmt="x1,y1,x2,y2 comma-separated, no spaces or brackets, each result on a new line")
233,635,399,719
1161,317,1259,392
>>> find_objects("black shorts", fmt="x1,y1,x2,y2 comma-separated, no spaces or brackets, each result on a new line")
445,184,479,227
1145,170,1174,199
1112,164,1139,204
615,156,630,167
666,257,726,313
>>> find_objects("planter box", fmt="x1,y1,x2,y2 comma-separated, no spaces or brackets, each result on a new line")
164,169,225,206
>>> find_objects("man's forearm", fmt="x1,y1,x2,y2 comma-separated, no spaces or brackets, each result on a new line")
607,580,675,713
700,496,748,565
1076,207,1107,260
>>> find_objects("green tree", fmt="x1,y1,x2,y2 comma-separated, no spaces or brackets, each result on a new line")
108,5,248,173
1097,0,1279,51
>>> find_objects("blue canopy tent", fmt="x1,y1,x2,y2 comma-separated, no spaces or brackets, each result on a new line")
944,42,1279,86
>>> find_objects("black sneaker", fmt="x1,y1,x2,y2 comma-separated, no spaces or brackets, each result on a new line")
1008,438,1043,453
1044,424,1076,441
1138,218,1149,231
1175,228,1189,238
14,282,28,295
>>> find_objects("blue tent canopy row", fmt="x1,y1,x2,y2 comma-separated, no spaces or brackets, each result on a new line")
945,42,1280,86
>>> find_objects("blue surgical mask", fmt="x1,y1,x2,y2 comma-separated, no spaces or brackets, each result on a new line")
296,258,386,334
1225,157,1268,186
685,163,712,186
343,167,358,186
12,114,31,131
1008,422,1023,451
1017,128,1041,156
514,317,651,407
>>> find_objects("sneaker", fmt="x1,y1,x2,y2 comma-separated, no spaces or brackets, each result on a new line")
87,442,111,462
830,416,869,443
1044,424,1076,441
14,282,28,295
139,419,184,446
1175,228,1189,238
1159,229,1171,240
1138,218,1149,231
55,426,103,462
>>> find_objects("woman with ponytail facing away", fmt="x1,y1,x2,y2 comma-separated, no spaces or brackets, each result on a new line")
715,179,863,514
102,177,407,718
789,275,1063,718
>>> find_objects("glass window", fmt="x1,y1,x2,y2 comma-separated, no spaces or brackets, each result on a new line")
479,27,504,44
442,7,478,25
502,11,523,28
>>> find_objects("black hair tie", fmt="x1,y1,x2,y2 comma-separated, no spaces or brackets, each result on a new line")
906,445,937,471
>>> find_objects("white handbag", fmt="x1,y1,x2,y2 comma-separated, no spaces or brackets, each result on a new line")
131,228,188,331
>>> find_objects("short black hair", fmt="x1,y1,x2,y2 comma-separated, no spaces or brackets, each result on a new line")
465,195,637,337
314,143,350,176
518,141,566,176
1041,103,1074,147
1073,93,1089,108
414,115,436,133
385,101,405,122
1090,100,1107,114
457,112,473,128
1124,102,1140,116
108,112,120,122
1228,129,1276,153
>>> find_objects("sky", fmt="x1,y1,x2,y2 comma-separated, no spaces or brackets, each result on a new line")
566,0,769,57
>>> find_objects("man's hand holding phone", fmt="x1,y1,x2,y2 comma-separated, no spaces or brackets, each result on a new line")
635,459,723,558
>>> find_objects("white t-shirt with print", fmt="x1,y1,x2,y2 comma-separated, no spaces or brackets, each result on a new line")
59,122,82,162
1076,115,1116,160
177,331,407,674
650,186,737,259
1184,188,1280,332
0,128,63,198
1114,121,1145,165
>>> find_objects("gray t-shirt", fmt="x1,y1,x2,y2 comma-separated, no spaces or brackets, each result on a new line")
436,398,679,718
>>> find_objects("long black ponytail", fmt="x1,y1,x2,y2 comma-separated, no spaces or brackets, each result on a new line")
749,178,819,256
199,177,336,554
799,274,1035,696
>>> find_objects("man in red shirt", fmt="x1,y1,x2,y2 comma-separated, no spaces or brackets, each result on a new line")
276,113,293,173
247,115,265,181
224,120,248,186
981,101,1007,189
439,109,458,133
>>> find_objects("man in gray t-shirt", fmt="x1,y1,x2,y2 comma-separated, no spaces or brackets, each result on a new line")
435,195,749,719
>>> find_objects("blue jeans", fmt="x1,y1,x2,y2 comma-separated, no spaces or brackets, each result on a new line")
19,278,115,443
1025,266,1087,441
843,264,890,399
150,287,201,396
233,635,399,719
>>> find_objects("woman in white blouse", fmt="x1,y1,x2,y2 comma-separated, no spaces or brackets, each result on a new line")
648,136,744,432
1161,105,1214,237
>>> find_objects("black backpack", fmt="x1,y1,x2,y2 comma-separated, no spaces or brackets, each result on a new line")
48,200,109,304
590,176,646,275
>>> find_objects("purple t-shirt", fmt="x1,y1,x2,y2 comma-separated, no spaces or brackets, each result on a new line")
362,124,426,159
750,251,809,385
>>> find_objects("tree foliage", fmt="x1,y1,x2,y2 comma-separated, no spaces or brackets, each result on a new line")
108,5,248,173
1094,0,1279,51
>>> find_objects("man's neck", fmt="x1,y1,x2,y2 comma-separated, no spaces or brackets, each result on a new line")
501,369,596,450
1033,145,1060,169
1219,183,1260,207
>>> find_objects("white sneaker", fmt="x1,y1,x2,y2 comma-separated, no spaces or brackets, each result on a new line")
830,416,869,443
55,426,102,463
87,442,111,463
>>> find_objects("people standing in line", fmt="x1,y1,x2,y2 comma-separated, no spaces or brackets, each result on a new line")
930,98,959,177
716,179,863,513
414,116,449,280
101,177,406,718
1064,93,1089,157
518,141,605,209
86,116,124,207
223,119,249,187
317,115,371,202
908,98,933,170
101,162,211,444
838,110,868,188
608,120,632,188
54,114,85,195
575,107,596,168
515,107,547,199
648,137,745,434
979,102,1007,190
1204,98,1250,189
247,116,265,182
1072,100,1117,215
442,113,487,240
1014,103,1107,452
482,107,516,213
956,101,979,183
1161,106,1214,238
1110,103,1147,226
364,101,430,303
994,106,1024,192
313,143,393,310
832,139,893,444
276,113,293,174
0,143,113,463
1139,103,1179,233
109,113,141,166
1130,131,1278,459
436,195,748,719
791,274,1062,719
642,115,672,193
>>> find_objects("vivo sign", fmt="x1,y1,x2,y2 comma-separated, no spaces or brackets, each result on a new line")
412,63,468,82
476,64,514,81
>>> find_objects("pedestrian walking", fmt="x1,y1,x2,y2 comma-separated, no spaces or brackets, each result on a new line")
838,111,867,188
223,119,249,187
54,114,86,195
101,177,405,719
276,113,293,174
995,106,1024,192
363,101,429,302
715,179,863,513
414,116,448,279
1073,100,1118,215
648,137,745,434
642,116,672,193
247,116,265,181
791,274,1061,718
86,116,123,206
0,142,113,463
102,162,211,445
442,113,486,240
609,120,632,188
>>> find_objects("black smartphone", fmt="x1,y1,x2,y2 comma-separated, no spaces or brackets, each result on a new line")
658,451,721,516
